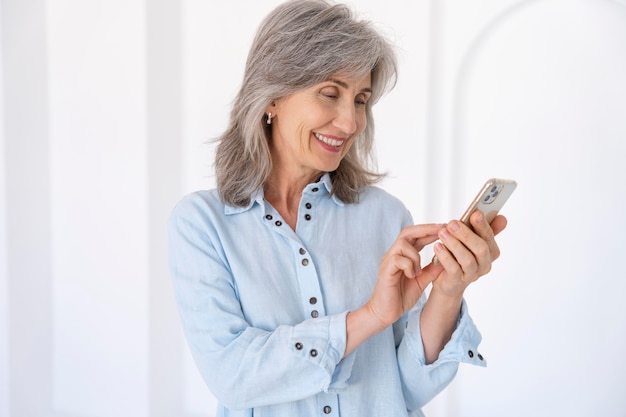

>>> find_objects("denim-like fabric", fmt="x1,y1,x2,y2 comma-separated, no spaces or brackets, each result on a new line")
168,174,486,417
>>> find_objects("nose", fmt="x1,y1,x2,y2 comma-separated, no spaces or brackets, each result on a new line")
333,101,358,135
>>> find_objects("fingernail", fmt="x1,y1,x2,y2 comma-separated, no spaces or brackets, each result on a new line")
449,221,460,232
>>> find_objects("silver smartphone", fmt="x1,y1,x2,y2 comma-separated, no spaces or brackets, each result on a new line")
459,178,517,230
432,178,517,265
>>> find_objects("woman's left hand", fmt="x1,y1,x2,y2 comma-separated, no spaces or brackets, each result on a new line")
429,210,508,298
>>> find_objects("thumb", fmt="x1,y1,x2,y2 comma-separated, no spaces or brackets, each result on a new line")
416,262,444,290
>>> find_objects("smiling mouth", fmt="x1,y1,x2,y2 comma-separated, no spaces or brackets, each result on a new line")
314,132,345,147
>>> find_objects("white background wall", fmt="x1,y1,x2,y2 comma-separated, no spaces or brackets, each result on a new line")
2,0,626,416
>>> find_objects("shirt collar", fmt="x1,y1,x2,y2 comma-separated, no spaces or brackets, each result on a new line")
224,172,344,215
316,173,345,206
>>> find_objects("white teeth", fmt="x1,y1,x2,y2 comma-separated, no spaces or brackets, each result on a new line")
314,133,343,147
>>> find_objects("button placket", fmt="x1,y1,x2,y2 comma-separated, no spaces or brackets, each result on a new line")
303,200,313,222
300,246,310,267
271,192,326,325
290,240,325,321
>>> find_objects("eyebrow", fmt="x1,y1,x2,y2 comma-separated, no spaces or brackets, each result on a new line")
329,78,372,94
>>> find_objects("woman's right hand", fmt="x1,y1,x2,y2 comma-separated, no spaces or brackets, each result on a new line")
366,223,446,327
345,224,445,357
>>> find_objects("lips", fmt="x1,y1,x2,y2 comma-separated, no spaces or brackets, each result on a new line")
314,132,345,147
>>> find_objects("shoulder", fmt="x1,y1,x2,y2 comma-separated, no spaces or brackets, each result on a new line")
357,186,409,213
343,185,413,228
169,189,224,226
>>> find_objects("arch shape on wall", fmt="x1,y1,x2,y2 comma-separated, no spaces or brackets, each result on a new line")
450,0,626,195
444,1,626,415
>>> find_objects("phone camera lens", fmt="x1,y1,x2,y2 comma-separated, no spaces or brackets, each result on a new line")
483,185,503,204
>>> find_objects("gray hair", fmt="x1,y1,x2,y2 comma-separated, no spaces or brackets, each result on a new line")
215,0,398,206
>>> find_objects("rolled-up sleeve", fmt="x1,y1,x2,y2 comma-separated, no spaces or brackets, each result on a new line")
396,295,486,411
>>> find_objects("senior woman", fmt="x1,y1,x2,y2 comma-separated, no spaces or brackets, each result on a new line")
168,0,507,416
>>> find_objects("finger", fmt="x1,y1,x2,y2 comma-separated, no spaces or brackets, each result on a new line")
438,225,480,277
469,211,503,261
439,221,479,259
399,223,446,250
470,211,507,235
490,214,508,236
432,242,461,276
414,257,445,291
381,239,423,279
421,257,445,277
380,254,419,280
430,242,474,297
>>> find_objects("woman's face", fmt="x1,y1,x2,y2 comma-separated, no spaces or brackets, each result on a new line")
268,72,372,180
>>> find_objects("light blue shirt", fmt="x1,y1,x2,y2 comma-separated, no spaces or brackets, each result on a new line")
168,174,486,417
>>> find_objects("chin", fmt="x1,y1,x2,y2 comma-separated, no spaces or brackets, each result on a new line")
316,160,342,173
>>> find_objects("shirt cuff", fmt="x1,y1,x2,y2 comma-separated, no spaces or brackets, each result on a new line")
405,297,487,368
288,311,355,392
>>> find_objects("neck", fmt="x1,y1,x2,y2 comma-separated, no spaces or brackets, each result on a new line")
264,169,322,230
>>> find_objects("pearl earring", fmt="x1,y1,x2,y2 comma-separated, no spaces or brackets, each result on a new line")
266,113,273,125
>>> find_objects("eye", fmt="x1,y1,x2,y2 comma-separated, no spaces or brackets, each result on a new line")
355,93,370,106
320,87,339,99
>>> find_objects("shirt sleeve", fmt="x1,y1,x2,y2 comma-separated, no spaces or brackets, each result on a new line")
168,201,355,410
395,294,487,411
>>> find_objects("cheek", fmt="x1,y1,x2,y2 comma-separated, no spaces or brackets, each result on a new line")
356,113,368,134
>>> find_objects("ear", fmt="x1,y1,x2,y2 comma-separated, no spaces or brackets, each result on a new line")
264,101,277,115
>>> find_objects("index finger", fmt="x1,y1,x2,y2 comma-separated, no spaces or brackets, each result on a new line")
399,223,446,249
